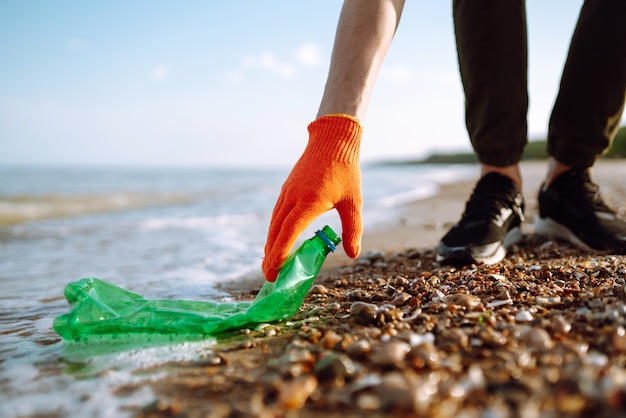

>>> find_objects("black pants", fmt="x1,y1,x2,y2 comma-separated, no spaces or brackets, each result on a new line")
453,0,626,169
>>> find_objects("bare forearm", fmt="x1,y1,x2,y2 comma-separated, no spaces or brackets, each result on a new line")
317,0,405,120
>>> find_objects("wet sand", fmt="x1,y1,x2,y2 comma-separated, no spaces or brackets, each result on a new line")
136,160,626,417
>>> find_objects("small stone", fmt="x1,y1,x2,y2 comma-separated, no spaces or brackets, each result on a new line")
409,342,441,369
391,292,412,307
584,351,609,367
369,341,410,367
440,328,469,350
515,309,534,322
550,315,572,335
519,326,554,350
315,352,356,380
320,330,343,349
278,375,318,410
443,293,482,309
349,289,369,300
488,299,514,308
350,302,379,325
479,327,508,347
376,372,416,410
613,326,626,353
346,339,371,358
356,393,382,411
311,284,329,295
536,296,562,307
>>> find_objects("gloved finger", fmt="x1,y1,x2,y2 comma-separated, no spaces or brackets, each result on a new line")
262,192,291,282
336,198,363,258
263,201,330,281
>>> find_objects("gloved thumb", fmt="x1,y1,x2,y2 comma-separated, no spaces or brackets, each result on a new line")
337,199,363,258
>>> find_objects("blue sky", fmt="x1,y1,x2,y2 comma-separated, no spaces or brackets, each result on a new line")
2,0,621,168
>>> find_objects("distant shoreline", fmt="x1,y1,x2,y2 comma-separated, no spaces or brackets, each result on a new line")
372,125,626,166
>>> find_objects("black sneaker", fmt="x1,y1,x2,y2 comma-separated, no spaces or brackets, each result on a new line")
535,169,626,254
437,173,525,266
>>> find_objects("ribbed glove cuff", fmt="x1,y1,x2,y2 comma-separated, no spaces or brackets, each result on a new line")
306,114,362,164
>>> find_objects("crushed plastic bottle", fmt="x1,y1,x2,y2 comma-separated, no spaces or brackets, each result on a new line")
53,225,341,341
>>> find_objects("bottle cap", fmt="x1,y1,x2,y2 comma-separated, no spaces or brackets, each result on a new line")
316,225,341,251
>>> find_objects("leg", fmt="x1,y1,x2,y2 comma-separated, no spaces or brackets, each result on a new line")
438,0,528,266
453,0,528,181
537,0,626,254
547,0,626,175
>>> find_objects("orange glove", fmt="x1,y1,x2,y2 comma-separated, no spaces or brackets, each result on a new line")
263,114,363,281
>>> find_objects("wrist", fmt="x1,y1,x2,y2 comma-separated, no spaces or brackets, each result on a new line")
306,114,362,164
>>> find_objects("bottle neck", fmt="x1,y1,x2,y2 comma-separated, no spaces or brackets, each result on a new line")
310,226,341,257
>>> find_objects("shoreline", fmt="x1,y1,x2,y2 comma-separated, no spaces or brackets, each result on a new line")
223,159,626,294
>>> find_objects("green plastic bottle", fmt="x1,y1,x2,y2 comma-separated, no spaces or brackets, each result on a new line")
53,225,341,340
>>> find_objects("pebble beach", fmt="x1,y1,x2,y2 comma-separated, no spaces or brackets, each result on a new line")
133,160,626,418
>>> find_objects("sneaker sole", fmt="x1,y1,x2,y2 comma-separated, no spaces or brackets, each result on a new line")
437,226,523,266
534,216,595,252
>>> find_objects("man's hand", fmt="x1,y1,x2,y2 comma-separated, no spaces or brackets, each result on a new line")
262,114,363,281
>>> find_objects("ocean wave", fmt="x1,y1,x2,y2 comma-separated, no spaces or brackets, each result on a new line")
0,193,193,227
373,184,440,208
139,213,264,231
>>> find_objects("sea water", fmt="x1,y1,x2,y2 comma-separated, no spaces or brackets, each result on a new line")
0,163,477,417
